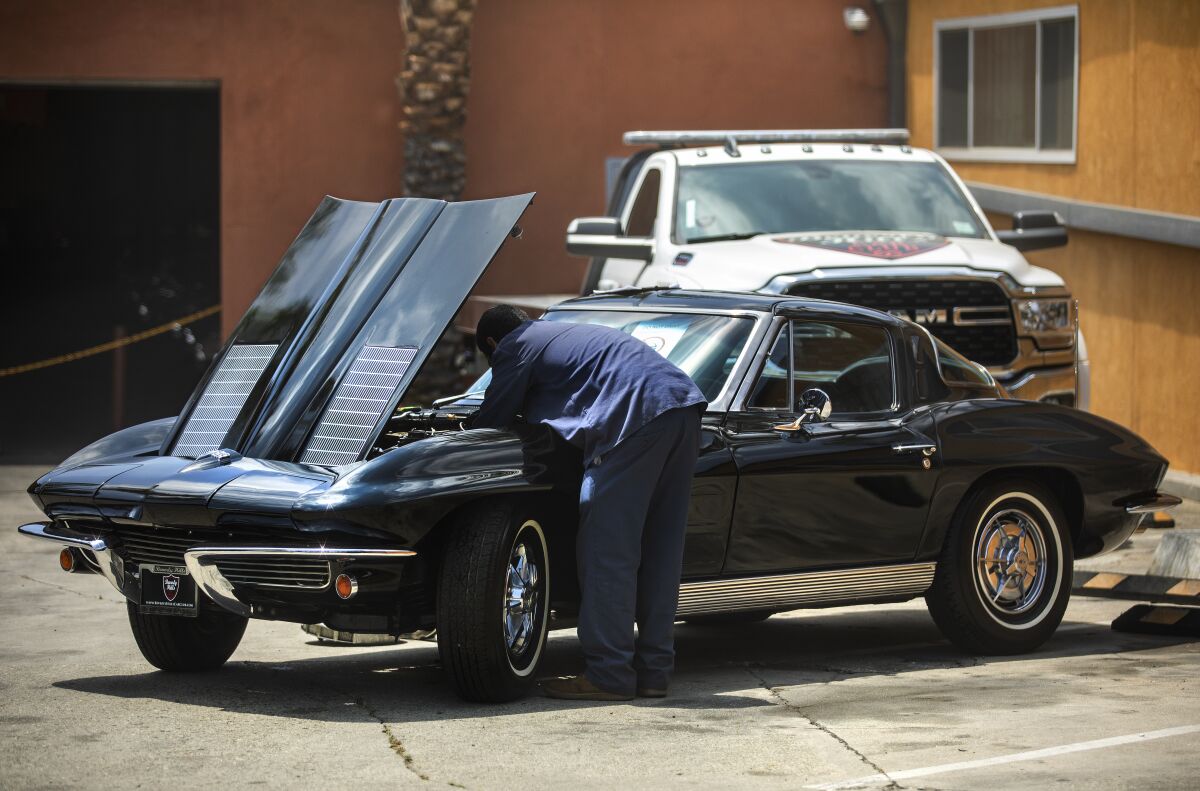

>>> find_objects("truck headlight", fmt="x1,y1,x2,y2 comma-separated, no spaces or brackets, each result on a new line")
1014,298,1073,346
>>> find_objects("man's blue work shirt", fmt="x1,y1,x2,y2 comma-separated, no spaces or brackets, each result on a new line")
472,320,707,466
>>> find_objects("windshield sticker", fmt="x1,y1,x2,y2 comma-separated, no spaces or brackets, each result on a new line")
630,324,686,358
952,220,975,235
775,231,950,260
684,199,697,228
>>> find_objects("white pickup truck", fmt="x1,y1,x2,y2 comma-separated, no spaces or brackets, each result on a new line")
566,130,1088,408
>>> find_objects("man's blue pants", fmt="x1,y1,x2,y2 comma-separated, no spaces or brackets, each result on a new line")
576,406,702,695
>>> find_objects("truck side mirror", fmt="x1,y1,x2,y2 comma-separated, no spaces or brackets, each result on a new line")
995,210,1068,252
566,216,654,262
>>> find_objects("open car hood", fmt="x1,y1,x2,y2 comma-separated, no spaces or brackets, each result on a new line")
160,193,533,466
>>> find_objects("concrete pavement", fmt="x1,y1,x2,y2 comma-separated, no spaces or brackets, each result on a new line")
2,465,1197,790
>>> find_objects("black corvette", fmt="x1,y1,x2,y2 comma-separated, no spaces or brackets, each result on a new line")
20,194,1180,702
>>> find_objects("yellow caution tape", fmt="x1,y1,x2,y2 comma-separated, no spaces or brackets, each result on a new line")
0,305,221,378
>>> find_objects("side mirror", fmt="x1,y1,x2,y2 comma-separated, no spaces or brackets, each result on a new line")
566,216,654,262
773,389,833,433
995,210,1068,252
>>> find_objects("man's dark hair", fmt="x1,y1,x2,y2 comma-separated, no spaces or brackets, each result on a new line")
476,304,531,357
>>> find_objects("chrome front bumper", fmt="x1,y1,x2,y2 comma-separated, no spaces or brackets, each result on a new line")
19,522,127,593
183,546,416,617
19,521,416,618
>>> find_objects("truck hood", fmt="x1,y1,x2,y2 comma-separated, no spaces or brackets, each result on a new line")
161,193,533,466
667,231,1066,292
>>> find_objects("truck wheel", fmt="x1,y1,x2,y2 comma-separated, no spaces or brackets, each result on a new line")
437,499,550,702
126,600,248,671
926,479,1073,655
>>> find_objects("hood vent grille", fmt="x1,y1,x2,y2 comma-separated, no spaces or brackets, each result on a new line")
173,344,278,458
299,345,417,466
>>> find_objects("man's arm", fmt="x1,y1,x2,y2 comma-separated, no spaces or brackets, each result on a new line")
471,354,534,429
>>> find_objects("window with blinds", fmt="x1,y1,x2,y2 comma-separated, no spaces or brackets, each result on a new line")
935,6,1077,163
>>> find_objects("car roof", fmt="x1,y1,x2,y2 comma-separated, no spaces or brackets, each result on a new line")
552,288,910,327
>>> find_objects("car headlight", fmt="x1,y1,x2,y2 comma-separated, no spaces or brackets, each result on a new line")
1014,298,1074,346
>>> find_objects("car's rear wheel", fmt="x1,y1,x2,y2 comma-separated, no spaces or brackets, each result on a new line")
926,478,1073,655
437,499,550,702
126,600,248,671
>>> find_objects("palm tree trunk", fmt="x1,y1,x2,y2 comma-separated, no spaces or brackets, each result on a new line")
397,0,478,200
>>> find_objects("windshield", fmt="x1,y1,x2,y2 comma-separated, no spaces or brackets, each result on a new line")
675,161,987,243
461,310,755,405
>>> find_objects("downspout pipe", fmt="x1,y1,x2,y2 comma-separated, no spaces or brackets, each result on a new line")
873,0,908,129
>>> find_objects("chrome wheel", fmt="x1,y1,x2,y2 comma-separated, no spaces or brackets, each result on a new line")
973,507,1048,616
502,520,547,674
504,543,539,655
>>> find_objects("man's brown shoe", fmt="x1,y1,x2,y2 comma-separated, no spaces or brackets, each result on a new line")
637,687,668,698
541,675,633,701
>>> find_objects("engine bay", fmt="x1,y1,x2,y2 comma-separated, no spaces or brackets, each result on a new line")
369,404,480,458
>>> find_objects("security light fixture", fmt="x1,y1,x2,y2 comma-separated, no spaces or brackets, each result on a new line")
844,6,870,33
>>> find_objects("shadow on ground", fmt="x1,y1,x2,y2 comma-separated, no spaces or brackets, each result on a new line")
52,607,1194,725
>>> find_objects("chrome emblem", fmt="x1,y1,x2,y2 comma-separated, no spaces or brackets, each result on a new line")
180,447,243,473
887,306,1010,327
889,308,949,325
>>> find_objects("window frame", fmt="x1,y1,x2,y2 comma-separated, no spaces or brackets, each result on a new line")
621,166,663,238
934,337,997,390
544,305,771,414
744,317,901,417
933,4,1079,164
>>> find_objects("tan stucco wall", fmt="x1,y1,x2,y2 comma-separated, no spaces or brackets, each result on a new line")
992,214,1200,474
910,0,1200,216
908,0,1200,474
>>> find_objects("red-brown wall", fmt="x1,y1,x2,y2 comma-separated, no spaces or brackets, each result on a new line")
2,0,889,329
0,0,405,337
465,0,890,296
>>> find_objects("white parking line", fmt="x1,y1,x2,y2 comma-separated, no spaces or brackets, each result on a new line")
807,724,1200,790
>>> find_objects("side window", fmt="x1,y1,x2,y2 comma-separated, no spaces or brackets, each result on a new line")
747,329,790,409
936,339,993,386
748,320,895,415
624,169,661,238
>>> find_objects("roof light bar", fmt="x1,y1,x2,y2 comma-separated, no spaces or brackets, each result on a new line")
623,129,910,147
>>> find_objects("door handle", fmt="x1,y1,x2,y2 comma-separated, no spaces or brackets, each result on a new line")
893,443,937,456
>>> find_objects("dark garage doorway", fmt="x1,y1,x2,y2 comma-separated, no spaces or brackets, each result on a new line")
0,84,220,463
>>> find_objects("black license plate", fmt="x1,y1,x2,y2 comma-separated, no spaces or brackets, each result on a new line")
139,565,198,617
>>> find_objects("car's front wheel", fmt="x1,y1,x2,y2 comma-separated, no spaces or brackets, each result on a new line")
437,499,551,702
126,600,248,671
926,478,1073,655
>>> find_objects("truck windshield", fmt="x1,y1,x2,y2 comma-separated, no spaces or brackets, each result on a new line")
463,310,755,404
675,161,988,243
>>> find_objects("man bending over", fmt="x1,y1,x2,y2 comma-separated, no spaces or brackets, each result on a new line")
471,304,706,701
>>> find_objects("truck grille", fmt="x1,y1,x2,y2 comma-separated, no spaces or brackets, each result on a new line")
106,526,330,590
786,279,1018,366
